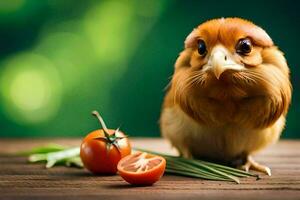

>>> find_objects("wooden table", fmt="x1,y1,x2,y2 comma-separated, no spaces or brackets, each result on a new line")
0,138,300,200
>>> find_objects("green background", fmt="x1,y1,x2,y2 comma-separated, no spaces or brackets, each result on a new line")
0,0,299,138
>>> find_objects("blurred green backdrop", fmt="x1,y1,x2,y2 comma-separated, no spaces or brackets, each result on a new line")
0,0,299,138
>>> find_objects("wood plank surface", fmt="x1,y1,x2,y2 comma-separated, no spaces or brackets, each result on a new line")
0,138,300,200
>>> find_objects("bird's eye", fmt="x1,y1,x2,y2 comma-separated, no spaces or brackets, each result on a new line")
236,38,252,55
197,39,207,56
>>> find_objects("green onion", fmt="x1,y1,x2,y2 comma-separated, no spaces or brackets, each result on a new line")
165,169,231,181
66,156,84,168
18,143,66,156
28,146,80,168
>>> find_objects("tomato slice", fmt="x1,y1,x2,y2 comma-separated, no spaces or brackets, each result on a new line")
117,152,166,185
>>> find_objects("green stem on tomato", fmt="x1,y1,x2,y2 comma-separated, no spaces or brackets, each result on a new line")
92,110,111,141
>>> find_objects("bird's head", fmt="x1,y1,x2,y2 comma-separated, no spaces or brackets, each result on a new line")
184,18,273,81
171,18,291,124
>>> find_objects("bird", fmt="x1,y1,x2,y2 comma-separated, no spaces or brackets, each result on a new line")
160,17,292,175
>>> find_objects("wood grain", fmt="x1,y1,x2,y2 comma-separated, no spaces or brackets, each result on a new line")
0,138,299,200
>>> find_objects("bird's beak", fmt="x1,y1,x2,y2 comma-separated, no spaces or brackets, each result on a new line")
208,46,245,79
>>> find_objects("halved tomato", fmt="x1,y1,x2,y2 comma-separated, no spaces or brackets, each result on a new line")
117,152,166,185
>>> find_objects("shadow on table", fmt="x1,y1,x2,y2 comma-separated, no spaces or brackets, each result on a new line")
103,184,154,189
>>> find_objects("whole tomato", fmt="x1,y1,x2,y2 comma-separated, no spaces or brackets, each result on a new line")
80,111,131,174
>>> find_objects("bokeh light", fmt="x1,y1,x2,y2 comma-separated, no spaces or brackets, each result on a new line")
34,31,95,91
0,53,62,124
83,0,134,64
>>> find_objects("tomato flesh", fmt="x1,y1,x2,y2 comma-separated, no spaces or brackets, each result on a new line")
117,152,166,185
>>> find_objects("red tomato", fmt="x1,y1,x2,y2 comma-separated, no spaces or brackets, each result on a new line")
80,111,131,174
117,152,166,185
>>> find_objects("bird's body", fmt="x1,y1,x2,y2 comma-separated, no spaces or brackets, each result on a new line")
160,18,292,175
161,96,285,163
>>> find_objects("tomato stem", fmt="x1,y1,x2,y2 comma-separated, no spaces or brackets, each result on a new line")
92,110,108,130
92,110,111,142
92,110,126,156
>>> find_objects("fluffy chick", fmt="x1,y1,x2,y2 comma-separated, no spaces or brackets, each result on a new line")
160,18,292,175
